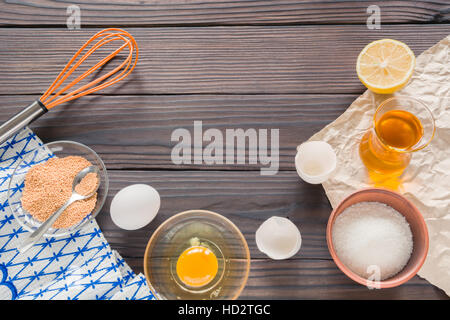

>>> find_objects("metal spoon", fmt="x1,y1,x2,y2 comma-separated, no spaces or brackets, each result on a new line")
19,165,100,253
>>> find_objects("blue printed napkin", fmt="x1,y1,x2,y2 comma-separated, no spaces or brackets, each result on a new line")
0,128,155,300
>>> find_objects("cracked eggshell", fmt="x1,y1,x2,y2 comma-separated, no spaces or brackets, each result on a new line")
110,184,160,230
295,141,336,184
255,216,302,260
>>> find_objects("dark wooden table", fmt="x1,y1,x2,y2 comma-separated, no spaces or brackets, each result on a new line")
0,1,448,299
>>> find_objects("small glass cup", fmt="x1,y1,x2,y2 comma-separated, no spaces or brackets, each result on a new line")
144,210,250,300
359,96,435,176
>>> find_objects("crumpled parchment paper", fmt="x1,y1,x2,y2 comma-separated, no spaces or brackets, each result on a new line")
310,35,450,295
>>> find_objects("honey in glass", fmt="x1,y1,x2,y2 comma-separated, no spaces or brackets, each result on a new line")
359,96,435,176
376,110,423,150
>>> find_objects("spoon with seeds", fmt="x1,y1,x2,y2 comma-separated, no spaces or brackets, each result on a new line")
19,165,100,253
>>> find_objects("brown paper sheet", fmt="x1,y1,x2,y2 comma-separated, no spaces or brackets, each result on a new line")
310,35,450,295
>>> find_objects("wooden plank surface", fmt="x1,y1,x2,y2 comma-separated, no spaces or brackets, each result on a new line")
97,170,330,260
124,258,447,300
0,25,448,95
1,1,449,300
103,170,448,300
0,94,354,170
244,260,447,300
0,1,448,26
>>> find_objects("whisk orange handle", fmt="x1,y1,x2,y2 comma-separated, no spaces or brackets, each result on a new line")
41,28,138,109
0,28,138,145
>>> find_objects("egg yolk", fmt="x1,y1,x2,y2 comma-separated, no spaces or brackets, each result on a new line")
176,246,218,287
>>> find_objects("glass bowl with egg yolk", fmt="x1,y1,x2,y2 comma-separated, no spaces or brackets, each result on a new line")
144,210,250,299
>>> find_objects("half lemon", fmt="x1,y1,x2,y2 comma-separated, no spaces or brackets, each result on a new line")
356,39,415,94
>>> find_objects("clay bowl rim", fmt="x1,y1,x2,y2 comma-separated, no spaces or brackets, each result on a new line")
326,187,429,289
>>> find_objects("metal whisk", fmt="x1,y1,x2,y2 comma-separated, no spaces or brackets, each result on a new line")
0,28,138,145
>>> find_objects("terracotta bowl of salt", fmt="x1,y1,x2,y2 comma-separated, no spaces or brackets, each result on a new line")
326,188,429,289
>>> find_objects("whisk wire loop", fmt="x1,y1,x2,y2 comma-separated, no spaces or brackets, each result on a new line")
40,28,138,109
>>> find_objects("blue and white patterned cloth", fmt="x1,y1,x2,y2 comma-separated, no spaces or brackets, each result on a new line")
0,128,155,300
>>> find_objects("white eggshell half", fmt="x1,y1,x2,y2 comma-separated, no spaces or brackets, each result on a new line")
110,184,160,230
255,216,302,260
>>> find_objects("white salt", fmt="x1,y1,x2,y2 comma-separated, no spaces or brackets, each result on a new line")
332,202,413,280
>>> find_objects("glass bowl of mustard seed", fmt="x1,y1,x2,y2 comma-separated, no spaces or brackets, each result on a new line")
7,141,109,237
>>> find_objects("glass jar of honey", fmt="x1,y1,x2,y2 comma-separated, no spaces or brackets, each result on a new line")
359,96,435,176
